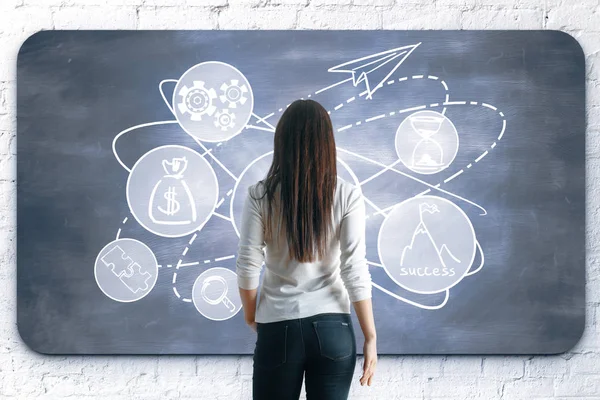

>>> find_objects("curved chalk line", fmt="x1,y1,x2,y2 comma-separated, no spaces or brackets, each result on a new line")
112,120,180,173
171,187,236,302
371,282,450,310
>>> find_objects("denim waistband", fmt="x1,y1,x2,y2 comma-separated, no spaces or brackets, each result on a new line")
257,312,352,326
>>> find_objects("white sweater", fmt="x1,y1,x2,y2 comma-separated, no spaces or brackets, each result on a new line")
235,178,373,323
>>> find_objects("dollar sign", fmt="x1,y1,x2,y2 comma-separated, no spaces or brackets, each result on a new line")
158,186,181,216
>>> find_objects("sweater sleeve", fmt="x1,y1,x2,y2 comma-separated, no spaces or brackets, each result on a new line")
235,186,266,290
339,185,372,302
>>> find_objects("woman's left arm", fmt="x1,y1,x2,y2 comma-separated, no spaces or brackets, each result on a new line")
236,188,266,330
239,288,258,331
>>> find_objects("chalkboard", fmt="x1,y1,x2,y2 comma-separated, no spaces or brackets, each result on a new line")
17,30,586,355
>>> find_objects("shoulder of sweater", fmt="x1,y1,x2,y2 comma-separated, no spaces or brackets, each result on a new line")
248,180,266,198
337,177,360,199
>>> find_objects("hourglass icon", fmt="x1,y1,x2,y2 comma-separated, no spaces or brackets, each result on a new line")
200,275,236,312
395,110,459,175
410,115,445,171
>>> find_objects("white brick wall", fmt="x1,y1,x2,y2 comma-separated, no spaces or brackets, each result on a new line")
1,0,598,398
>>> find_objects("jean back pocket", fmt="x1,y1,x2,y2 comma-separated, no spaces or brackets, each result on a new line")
312,320,354,361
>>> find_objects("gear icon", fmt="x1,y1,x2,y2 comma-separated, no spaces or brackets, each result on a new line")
214,109,236,131
177,81,217,121
219,79,248,109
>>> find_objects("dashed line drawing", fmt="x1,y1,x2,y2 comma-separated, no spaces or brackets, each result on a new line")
400,105,427,114
365,114,386,123
178,261,199,268
246,124,274,133
444,169,464,183
101,44,508,314
475,150,489,163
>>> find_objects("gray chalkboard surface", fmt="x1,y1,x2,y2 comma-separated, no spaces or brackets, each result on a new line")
17,30,585,355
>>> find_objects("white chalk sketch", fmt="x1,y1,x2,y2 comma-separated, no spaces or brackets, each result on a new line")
94,238,158,302
148,157,197,225
109,44,508,313
395,110,459,175
127,145,218,238
378,195,482,294
328,43,421,100
192,267,242,321
171,61,254,142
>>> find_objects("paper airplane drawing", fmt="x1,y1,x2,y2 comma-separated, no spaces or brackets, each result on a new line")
328,43,422,100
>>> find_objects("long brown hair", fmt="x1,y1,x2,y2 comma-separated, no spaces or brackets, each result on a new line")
253,99,337,263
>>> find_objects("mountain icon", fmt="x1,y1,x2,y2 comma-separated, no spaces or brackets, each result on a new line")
400,203,461,271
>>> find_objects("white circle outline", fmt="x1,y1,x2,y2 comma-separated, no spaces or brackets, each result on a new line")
192,267,242,321
377,194,476,295
229,151,361,238
395,110,460,175
94,238,158,303
172,61,254,143
126,144,219,238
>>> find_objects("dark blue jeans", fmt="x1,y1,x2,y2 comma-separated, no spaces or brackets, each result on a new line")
252,312,357,400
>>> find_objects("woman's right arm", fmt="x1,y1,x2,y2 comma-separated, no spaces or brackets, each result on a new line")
353,298,377,386
339,185,377,386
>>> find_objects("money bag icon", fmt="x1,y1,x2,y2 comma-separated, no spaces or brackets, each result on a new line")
148,157,197,225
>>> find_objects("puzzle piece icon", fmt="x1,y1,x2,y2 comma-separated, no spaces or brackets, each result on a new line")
100,245,153,293
100,245,133,277
119,263,152,294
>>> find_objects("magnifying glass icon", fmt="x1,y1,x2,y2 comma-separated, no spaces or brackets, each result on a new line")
200,275,236,313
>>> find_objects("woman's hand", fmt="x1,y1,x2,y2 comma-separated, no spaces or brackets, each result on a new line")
360,337,377,386
246,318,257,333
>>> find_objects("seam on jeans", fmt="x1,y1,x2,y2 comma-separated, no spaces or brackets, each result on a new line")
313,321,327,359
283,324,288,364
299,319,306,358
